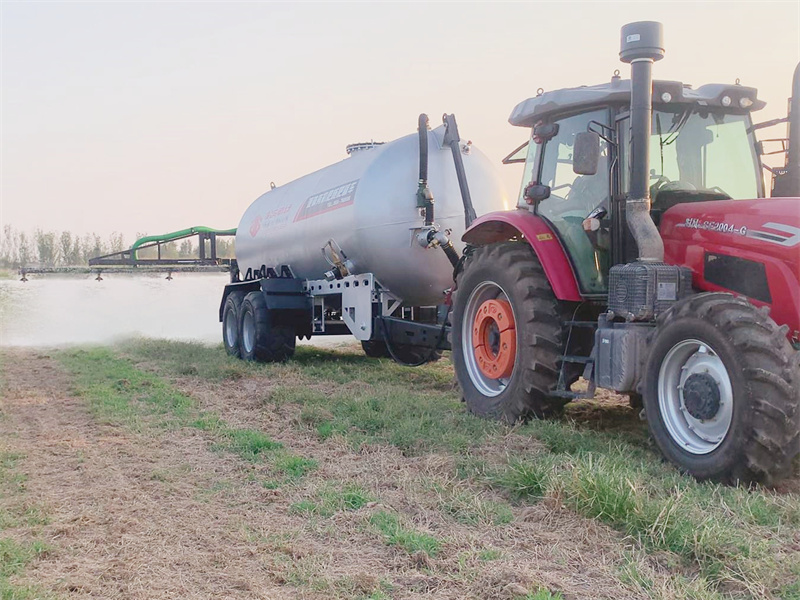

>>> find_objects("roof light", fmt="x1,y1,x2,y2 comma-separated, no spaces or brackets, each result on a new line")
721,95,732,107
739,97,753,109
661,92,672,103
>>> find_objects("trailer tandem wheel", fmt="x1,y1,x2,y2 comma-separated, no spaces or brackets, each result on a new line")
238,291,296,363
222,291,246,358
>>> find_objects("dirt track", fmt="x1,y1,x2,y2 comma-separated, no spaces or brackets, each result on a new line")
0,349,747,599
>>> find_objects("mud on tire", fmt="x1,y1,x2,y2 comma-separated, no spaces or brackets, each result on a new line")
644,292,800,485
452,242,576,423
238,291,296,363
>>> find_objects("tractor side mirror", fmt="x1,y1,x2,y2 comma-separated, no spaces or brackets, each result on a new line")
573,131,601,175
523,183,551,205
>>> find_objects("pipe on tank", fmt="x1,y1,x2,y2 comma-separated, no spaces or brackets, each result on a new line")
442,114,478,229
620,21,665,262
417,114,435,226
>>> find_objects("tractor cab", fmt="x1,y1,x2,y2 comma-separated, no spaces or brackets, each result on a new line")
504,76,766,296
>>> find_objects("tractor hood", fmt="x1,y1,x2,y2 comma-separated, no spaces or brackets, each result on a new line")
660,197,800,339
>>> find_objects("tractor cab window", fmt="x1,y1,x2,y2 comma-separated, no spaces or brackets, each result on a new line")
625,110,761,217
533,109,611,294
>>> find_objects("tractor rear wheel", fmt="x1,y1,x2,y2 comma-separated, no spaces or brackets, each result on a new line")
644,293,800,485
238,291,296,363
452,242,572,423
222,291,246,357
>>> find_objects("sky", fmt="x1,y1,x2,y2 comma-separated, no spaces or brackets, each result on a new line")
2,1,799,243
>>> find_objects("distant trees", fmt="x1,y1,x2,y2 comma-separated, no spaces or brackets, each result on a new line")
0,225,235,268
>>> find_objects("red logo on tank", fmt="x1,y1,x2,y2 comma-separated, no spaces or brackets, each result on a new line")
249,217,261,237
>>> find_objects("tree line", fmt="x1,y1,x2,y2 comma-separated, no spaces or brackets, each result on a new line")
0,226,235,268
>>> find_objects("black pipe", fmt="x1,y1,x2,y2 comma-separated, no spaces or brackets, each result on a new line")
418,113,429,183
417,114,434,226
629,59,653,201
620,21,665,261
441,239,460,268
442,113,478,229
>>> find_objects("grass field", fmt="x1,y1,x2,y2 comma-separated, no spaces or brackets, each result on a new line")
0,340,798,599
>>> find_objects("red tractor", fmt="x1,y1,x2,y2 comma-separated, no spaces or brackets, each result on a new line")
452,21,800,484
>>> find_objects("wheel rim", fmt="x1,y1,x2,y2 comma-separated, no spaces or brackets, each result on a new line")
472,299,516,379
657,339,733,455
462,281,517,397
224,308,238,349
242,310,255,355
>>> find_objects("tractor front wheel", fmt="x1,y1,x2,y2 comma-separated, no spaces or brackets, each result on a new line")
644,293,799,485
452,242,570,423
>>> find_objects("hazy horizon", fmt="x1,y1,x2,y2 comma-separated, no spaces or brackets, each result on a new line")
3,2,799,243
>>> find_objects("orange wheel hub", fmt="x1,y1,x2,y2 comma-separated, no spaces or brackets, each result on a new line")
472,299,516,379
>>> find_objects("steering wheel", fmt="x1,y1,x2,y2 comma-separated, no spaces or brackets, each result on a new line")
649,174,671,198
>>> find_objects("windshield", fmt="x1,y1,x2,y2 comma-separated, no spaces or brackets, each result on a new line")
642,109,761,207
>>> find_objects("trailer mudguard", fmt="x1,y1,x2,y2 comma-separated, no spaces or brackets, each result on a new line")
462,209,582,302
218,278,312,320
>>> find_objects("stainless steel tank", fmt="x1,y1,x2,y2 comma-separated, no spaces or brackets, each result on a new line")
235,124,511,306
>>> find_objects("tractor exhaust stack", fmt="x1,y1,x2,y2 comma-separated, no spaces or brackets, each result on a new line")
620,21,665,262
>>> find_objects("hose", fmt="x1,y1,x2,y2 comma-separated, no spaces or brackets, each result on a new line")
379,306,451,367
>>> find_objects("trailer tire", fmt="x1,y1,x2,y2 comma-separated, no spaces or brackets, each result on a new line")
238,291,296,363
452,241,570,423
222,291,246,358
644,293,800,485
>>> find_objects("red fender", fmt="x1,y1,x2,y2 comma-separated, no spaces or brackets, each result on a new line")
462,209,582,302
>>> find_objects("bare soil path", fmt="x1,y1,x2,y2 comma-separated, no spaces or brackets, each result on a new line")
0,349,695,599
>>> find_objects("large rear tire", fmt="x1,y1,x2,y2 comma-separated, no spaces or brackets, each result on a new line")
238,291,296,363
222,291,246,358
452,242,573,423
644,293,800,485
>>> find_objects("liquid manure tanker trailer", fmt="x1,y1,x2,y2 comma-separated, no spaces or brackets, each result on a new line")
221,22,800,485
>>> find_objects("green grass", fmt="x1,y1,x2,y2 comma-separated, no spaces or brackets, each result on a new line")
58,347,315,483
124,341,501,455
368,510,441,557
0,442,52,598
110,340,800,596
0,538,51,598
516,590,564,600
489,456,557,502
290,484,374,517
